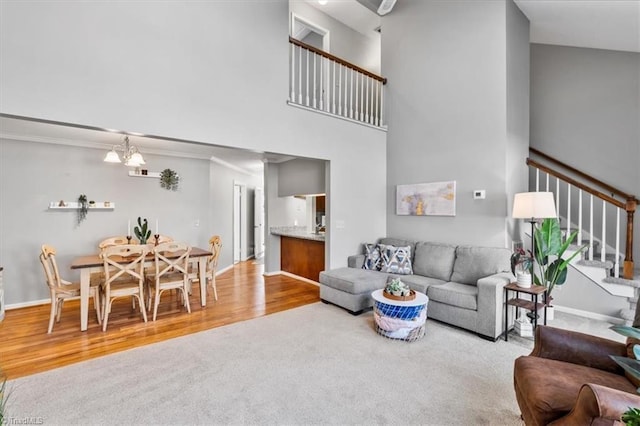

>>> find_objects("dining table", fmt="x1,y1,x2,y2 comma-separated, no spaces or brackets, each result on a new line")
70,246,213,331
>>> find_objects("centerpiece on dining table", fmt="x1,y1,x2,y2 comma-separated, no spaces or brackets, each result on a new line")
134,217,152,245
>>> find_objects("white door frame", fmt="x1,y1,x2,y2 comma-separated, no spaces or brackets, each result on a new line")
233,182,246,264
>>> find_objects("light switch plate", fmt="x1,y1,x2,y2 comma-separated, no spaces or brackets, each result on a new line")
473,190,486,199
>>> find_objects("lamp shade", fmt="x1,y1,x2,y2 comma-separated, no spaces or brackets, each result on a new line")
129,152,145,165
103,150,121,163
512,192,557,219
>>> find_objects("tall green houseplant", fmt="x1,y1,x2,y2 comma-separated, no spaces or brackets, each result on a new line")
533,218,588,300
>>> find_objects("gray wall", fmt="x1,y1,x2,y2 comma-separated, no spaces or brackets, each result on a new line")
0,1,388,296
382,0,528,248
0,138,211,305
530,43,640,317
277,158,326,197
506,0,531,246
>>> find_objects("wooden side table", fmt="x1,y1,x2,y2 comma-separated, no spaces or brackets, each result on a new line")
503,282,547,341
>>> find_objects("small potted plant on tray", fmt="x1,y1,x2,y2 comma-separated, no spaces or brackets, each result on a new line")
383,278,415,301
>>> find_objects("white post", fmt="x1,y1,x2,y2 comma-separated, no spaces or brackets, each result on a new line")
601,200,607,263
371,80,380,126
320,56,324,111
546,174,550,191
615,207,620,278
290,43,295,102
578,189,583,245
567,184,571,241
298,46,302,104
589,195,594,261
555,179,560,218
349,68,354,119
332,61,336,114
344,65,348,117
380,82,384,126
365,76,369,123
305,49,310,107
535,170,540,192
313,52,317,109
338,65,343,116
354,71,359,121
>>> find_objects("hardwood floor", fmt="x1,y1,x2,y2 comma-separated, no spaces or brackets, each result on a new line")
0,260,320,379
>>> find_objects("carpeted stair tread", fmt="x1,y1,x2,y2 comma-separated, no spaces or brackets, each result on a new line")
577,259,614,269
603,276,640,288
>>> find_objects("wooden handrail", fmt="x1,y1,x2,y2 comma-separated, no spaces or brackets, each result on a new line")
530,148,637,202
527,154,637,280
289,36,387,85
527,159,626,209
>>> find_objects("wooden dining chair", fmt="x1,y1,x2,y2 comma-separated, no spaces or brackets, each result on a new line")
100,244,149,331
39,244,102,333
189,235,222,301
98,236,137,251
145,241,192,321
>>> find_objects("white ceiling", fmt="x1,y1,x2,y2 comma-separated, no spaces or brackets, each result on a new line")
308,0,640,53
514,0,640,53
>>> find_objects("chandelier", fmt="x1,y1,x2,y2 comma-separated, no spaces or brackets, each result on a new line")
103,135,146,167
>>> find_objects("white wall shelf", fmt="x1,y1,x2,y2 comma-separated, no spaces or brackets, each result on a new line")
128,171,161,179
48,201,115,210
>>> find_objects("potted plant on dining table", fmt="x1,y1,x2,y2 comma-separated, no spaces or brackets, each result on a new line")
134,217,152,245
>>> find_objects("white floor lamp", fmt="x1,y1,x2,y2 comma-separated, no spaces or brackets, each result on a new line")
512,192,557,326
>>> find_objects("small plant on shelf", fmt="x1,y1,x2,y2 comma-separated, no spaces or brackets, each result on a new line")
77,194,88,225
134,217,152,244
160,168,180,191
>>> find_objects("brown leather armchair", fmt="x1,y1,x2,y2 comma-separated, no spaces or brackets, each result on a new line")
514,325,640,425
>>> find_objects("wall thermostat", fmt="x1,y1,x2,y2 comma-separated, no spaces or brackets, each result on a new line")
473,190,486,199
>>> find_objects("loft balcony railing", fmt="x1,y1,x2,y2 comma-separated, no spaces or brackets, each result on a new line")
527,148,637,280
288,36,387,129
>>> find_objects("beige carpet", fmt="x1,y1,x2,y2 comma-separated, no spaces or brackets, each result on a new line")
6,303,535,425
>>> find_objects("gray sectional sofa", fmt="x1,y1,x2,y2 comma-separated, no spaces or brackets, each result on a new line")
319,237,512,340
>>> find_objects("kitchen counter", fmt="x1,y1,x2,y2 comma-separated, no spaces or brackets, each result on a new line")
270,227,325,281
270,226,325,242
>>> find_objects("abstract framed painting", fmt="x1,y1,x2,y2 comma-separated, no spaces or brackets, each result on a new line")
396,181,456,216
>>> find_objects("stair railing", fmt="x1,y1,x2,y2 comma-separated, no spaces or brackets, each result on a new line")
527,148,637,280
289,36,386,128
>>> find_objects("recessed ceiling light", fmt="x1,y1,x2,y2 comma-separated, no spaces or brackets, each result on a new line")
318,0,328,5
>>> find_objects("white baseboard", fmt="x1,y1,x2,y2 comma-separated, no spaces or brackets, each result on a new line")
7,298,51,310
262,270,281,277
241,254,255,262
554,304,625,324
216,264,234,276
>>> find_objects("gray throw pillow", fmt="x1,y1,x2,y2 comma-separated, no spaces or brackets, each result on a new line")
379,244,413,275
362,243,382,270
